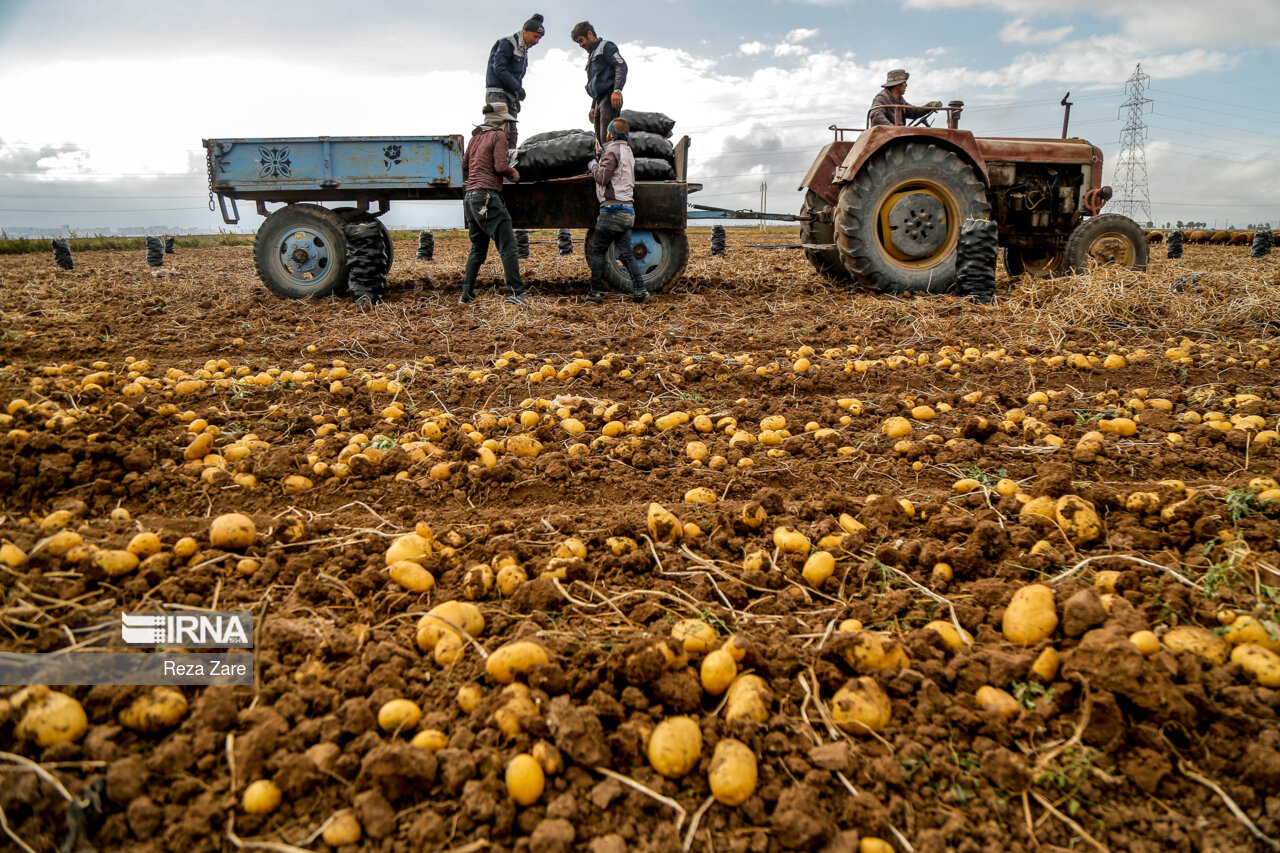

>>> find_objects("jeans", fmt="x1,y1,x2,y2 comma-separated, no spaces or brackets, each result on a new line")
588,208,645,294
462,190,525,295
593,95,620,145
485,90,520,148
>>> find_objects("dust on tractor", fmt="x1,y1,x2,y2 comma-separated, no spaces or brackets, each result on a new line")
797,100,1148,292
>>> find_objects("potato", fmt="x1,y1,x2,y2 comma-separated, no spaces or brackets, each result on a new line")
1018,496,1057,522
976,685,1019,720
385,532,432,566
377,698,422,733
434,632,465,665
840,632,910,672
94,549,140,577
507,435,543,457
532,740,563,775
388,560,435,593
126,531,162,559
830,677,892,734
1055,495,1101,545
724,674,771,723
647,502,683,543
553,537,587,559
1030,647,1060,683
648,716,703,778
684,487,717,504
209,513,256,550
17,689,87,746
496,564,527,597
723,634,750,662
837,619,863,633
43,529,83,556
416,601,484,651
700,648,738,696
802,550,836,586
923,620,972,651
119,687,188,732
1231,644,1280,687
1221,615,1280,654
0,541,26,567
456,683,483,713
708,738,758,806
242,779,282,814
506,754,546,805
741,502,768,530
860,838,894,853
411,729,449,751
1163,625,1229,664
607,536,638,556
882,417,912,438
322,811,362,846
1002,584,1058,645
773,526,811,554
492,683,540,736
1094,570,1121,594
1129,630,1160,656
486,641,550,684
743,550,769,572
672,618,717,655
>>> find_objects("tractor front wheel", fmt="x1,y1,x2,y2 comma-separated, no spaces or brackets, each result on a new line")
834,142,989,293
1003,246,1065,279
1064,214,1149,274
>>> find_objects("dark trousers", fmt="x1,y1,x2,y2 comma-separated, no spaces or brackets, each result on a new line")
593,95,620,145
589,208,645,294
485,90,520,148
462,190,525,295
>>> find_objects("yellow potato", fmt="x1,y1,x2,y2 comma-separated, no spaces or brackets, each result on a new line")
322,812,362,846
1018,496,1057,522
415,601,484,651
411,729,449,751
126,531,162,559
607,536,638,555
923,620,972,651
1030,647,1060,683
385,532,432,566
743,550,769,572
685,487,717,504
672,618,718,654
485,641,551,684
724,674,771,723
802,550,835,586
1094,570,1121,594
1221,615,1280,654
860,838,895,853
388,560,435,593
708,738,758,806
0,541,26,566
700,648,738,696
723,634,750,662
1055,495,1101,545
840,632,910,672
209,513,256,550
773,526,811,554
43,529,84,556
17,689,87,746
975,685,1019,720
119,687,188,732
648,716,703,778
830,677,891,734
94,549,140,577
507,434,543,457
741,502,768,529
647,502,683,543
433,631,465,665
1002,584,1058,645
496,564,527,597
532,740,564,775
553,537,587,559
1129,630,1160,656
881,417,912,439
377,698,423,733
1163,626,1229,664
242,779,282,814
456,683,483,713
1230,644,1280,687
837,513,865,534
837,619,863,633
506,754,546,805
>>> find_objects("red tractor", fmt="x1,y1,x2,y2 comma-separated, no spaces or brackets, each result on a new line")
797,103,1148,292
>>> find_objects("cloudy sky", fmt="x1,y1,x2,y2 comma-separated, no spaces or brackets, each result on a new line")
1,0,1278,234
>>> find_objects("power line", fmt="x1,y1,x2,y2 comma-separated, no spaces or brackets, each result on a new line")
0,206,208,213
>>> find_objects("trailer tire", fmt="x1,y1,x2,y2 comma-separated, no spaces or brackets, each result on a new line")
1064,214,1149,274
254,204,349,299
800,190,852,282
834,142,989,293
1003,246,1065,279
585,227,689,294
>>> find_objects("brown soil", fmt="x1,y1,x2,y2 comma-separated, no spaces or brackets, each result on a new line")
1,232,1279,853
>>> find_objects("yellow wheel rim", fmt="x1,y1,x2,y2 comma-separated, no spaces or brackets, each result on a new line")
876,181,959,267
1087,233,1135,266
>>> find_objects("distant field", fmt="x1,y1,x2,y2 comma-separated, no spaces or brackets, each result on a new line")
0,233,255,255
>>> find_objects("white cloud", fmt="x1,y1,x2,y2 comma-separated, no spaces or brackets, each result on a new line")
785,28,820,43
999,18,1073,45
740,41,768,55
773,43,811,57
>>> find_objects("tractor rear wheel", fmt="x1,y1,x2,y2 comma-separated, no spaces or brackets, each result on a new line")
799,190,851,282
253,204,348,299
1064,214,1149,274
1003,246,1065,278
834,142,989,293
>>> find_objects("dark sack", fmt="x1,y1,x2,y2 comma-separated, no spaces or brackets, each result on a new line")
629,132,674,160
515,130,596,181
635,158,676,182
621,110,676,138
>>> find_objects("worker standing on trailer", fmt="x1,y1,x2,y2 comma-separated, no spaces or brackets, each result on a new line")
571,21,628,145
459,103,530,305
868,69,941,127
486,13,546,148
587,118,648,304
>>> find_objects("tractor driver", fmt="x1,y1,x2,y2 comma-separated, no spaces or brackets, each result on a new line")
868,69,942,127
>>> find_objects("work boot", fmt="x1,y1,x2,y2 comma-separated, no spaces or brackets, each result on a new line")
585,289,605,303
632,287,649,304
458,286,476,305
506,290,530,305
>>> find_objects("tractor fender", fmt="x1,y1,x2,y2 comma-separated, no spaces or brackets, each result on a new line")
828,126,990,197
797,140,855,208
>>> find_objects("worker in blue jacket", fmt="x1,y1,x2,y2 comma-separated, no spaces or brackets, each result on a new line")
486,13,545,148
570,21,628,144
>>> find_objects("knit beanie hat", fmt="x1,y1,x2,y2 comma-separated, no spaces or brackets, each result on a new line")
522,13,545,34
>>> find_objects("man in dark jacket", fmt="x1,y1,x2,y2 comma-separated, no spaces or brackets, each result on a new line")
586,118,648,304
868,69,941,128
570,21,628,145
486,13,545,148
460,103,529,305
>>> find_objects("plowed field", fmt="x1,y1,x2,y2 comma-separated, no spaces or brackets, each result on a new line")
2,231,1280,853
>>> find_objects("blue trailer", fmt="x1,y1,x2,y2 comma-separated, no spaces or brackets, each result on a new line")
203,133,702,298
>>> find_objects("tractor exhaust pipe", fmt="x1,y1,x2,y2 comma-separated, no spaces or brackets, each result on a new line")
1061,92,1073,138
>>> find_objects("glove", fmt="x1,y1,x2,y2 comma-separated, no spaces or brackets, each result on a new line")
516,86,526,101
925,100,943,109
587,159,598,171
507,169,520,182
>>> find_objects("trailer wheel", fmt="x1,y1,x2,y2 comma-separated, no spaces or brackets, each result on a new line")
585,227,689,294
799,190,851,282
1003,246,1065,278
1064,214,1149,274
253,204,348,299
834,142,989,293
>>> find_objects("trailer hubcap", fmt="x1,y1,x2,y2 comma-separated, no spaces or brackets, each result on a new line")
279,229,331,282
885,192,948,257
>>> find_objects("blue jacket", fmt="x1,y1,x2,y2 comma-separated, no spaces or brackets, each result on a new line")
486,33,527,97
584,38,627,102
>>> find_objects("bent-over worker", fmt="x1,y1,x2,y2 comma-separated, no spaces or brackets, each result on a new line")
587,117,649,304
459,103,529,305
869,69,942,127
486,13,545,148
